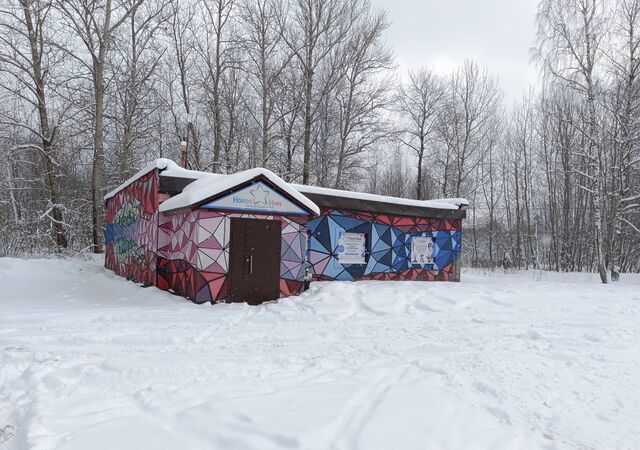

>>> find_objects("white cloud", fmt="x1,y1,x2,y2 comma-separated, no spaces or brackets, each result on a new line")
372,0,540,100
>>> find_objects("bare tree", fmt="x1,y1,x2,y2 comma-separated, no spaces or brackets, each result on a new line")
397,69,444,199
509,95,539,268
198,0,237,173
535,0,609,282
111,0,169,180
331,4,393,189
56,0,145,252
608,0,640,280
0,0,69,248
280,0,352,184
238,0,293,169
274,68,304,180
438,60,502,198
163,0,200,169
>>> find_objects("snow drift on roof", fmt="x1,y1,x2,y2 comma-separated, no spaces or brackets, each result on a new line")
104,158,179,201
159,167,320,215
423,197,469,208
290,184,468,210
106,158,466,214
160,165,225,181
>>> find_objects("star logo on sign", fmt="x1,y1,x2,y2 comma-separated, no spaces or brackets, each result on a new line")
250,184,271,205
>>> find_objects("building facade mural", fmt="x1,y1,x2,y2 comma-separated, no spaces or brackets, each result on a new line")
307,208,462,282
105,170,159,286
156,210,308,303
103,160,467,305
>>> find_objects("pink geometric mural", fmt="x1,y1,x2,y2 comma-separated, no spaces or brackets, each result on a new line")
156,209,307,303
105,170,159,286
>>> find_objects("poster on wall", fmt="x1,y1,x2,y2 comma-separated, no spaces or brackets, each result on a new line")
411,236,434,265
337,232,366,264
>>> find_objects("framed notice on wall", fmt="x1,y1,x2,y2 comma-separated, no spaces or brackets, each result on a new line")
337,232,366,264
410,236,434,265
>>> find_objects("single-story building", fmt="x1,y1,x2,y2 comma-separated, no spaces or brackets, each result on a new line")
104,159,468,305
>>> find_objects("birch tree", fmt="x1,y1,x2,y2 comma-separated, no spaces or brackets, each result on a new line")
0,0,69,248
535,0,609,282
608,0,640,280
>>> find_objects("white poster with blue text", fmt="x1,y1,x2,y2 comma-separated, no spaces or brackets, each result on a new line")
411,236,434,265
337,232,366,264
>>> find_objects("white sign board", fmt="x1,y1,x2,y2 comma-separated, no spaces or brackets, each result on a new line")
337,232,366,264
201,181,308,215
411,236,434,265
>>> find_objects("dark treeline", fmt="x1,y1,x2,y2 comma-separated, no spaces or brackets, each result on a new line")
0,0,638,281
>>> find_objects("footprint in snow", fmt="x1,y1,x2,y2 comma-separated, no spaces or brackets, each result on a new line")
583,333,601,342
518,329,545,340
484,405,511,424
474,381,499,399
0,425,16,446
413,301,439,313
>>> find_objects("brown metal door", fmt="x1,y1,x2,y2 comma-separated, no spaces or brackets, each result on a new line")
229,218,281,304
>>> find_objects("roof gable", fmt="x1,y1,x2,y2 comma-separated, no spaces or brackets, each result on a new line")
201,181,310,215
158,168,320,215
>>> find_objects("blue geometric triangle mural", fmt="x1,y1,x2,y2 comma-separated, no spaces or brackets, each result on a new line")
307,209,462,282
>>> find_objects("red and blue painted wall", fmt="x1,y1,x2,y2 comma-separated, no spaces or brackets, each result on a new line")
105,166,464,304
307,209,462,282
105,169,308,303
155,210,307,303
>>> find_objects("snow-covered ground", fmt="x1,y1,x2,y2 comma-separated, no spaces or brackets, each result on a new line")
1,258,639,450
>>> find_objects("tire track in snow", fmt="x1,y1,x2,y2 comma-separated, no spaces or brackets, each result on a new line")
327,365,409,450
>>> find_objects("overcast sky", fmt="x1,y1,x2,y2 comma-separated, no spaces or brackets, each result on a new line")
371,0,540,103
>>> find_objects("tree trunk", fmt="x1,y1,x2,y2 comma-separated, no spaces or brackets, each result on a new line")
416,136,424,200
21,0,68,249
302,61,313,184
212,3,224,173
92,60,106,253
586,76,607,282
261,50,269,167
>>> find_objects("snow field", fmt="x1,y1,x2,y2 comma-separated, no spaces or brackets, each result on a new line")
1,258,639,449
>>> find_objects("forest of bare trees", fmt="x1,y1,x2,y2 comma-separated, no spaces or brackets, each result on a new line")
0,0,638,281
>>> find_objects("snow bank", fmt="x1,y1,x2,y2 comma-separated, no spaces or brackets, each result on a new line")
1,258,639,449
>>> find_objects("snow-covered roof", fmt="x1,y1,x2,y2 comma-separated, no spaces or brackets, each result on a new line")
161,165,224,181
106,158,467,215
290,184,468,211
422,197,469,208
104,158,180,201
159,167,321,215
